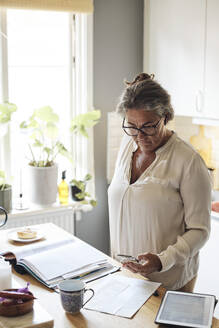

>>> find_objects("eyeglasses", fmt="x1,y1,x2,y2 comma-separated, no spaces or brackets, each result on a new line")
122,118,162,136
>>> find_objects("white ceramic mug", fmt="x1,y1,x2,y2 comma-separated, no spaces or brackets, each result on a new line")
58,279,94,314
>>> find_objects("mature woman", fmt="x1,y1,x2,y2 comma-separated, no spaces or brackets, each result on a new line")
108,73,211,291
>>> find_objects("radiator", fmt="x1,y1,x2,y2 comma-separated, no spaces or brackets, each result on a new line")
3,207,75,235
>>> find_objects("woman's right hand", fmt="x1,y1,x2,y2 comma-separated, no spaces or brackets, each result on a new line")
122,252,162,277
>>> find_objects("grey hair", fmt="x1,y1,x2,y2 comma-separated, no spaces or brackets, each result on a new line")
116,73,174,123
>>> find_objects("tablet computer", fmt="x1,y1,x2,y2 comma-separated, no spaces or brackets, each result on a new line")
155,291,216,328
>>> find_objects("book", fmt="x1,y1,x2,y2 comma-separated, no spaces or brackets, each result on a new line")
1,235,119,289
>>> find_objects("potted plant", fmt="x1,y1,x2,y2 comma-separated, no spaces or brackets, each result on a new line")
0,170,12,212
0,102,17,138
20,108,100,206
70,174,97,207
20,106,72,205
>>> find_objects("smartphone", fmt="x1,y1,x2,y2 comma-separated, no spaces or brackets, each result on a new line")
116,254,139,264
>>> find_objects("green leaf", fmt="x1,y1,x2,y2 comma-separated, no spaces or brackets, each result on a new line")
80,199,89,205
0,113,10,123
70,179,85,191
33,139,43,147
0,102,17,123
20,121,28,129
0,170,5,178
90,199,97,207
56,141,66,152
79,125,89,138
75,192,85,200
59,149,73,162
45,122,58,139
29,119,39,128
35,106,59,123
82,109,101,123
70,110,101,136
55,142,72,162
30,130,41,141
84,173,92,181
0,102,17,114
80,200,89,204
44,147,52,155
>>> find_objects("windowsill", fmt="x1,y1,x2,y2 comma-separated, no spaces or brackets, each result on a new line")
9,200,93,218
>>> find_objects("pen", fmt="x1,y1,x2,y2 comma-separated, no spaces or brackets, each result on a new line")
73,266,107,279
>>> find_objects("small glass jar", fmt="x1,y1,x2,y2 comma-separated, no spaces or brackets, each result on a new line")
0,256,12,290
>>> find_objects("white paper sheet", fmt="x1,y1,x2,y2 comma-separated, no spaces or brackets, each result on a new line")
85,275,161,318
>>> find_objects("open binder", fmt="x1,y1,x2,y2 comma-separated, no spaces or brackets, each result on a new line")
1,236,119,289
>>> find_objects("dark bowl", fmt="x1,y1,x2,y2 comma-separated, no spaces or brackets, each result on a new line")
0,289,34,317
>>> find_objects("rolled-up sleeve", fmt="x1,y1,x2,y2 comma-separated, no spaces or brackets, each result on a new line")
158,153,211,272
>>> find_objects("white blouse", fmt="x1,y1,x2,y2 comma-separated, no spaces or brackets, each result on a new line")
108,132,211,290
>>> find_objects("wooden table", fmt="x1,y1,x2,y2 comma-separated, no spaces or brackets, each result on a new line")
1,223,218,328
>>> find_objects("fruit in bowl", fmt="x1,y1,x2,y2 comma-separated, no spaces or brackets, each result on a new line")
212,201,219,213
0,283,35,317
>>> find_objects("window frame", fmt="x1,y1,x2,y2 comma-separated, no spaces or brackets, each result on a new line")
0,9,94,195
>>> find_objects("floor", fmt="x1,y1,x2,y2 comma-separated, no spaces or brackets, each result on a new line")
194,217,219,318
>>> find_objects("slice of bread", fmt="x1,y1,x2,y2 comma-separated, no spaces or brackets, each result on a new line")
17,228,37,239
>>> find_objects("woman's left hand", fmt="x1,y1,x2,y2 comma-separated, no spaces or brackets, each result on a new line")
122,252,162,276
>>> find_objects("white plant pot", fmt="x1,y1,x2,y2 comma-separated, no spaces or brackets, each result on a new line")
28,164,58,205
0,185,12,212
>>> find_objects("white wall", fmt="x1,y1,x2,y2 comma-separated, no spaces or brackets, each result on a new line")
75,0,144,254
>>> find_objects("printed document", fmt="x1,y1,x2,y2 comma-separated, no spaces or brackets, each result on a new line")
85,275,161,318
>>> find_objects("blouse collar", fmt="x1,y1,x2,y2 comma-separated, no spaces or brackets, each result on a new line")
132,131,177,155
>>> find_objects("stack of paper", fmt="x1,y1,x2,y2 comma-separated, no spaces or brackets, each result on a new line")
85,275,161,318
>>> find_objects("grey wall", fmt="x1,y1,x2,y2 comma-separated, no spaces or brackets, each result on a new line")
75,0,144,254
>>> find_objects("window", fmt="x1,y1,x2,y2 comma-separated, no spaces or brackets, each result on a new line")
0,9,93,200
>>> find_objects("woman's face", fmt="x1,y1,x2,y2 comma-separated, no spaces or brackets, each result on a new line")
125,109,167,152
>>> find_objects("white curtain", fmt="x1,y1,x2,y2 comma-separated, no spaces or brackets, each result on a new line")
0,0,93,12
74,13,95,195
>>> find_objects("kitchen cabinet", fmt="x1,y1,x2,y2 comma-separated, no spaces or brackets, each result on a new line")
204,0,219,119
145,0,219,120
145,0,206,117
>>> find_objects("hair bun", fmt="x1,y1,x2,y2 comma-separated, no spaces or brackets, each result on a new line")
125,73,155,86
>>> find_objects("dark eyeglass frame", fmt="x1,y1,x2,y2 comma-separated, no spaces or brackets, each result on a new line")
122,117,163,136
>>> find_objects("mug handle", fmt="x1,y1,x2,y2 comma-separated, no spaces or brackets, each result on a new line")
0,207,8,228
83,288,95,307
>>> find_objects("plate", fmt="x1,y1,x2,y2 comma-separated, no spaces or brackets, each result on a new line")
7,229,45,243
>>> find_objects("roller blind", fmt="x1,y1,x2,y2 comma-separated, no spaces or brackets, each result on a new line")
0,0,93,12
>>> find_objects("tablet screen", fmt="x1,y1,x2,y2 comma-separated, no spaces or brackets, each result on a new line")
155,291,215,328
